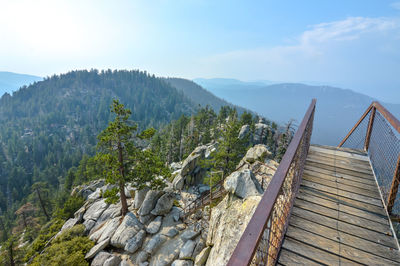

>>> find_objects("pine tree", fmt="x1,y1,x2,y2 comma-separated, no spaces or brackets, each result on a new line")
95,99,169,216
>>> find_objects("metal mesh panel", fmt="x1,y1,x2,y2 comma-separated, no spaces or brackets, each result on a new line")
368,111,400,214
250,110,314,265
341,110,371,150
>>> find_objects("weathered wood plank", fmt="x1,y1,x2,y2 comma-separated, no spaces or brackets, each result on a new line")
304,165,376,185
301,180,383,207
289,215,400,262
281,237,359,265
286,225,399,265
306,158,373,176
294,198,391,233
278,248,322,266
291,207,397,248
303,168,377,191
302,173,381,199
308,150,371,166
309,145,369,161
296,189,388,225
299,186,387,216
307,154,372,172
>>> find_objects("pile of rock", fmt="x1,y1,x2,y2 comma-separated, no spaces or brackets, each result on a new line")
238,117,272,145
59,180,209,266
172,143,217,191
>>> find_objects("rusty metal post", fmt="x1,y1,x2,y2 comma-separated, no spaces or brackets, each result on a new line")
387,155,400,214
364,106,376,151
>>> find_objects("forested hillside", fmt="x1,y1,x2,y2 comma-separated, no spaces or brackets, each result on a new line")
0,70,202,242
165,78,248,114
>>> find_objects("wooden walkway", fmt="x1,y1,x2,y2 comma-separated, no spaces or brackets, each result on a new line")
278,145,400,265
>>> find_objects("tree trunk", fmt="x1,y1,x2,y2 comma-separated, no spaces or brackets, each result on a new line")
117,140,128,216
8,240,15,266
36,188,50,220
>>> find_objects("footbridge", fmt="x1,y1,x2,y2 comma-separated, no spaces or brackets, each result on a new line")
228,100,400,265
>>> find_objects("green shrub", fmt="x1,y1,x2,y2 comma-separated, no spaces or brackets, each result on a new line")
30,224,93,266
24,218,65,262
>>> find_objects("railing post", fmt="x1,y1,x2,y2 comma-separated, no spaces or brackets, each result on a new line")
364,106,376,151
387,155,400,214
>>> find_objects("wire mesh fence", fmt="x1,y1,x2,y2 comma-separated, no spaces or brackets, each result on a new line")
228,100,315,266
251,114,313,265
368,111,400,213
340,110,371,150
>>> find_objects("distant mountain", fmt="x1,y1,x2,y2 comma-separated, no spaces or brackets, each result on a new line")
165,78,249,114
0,71,42,96
195,80,400,145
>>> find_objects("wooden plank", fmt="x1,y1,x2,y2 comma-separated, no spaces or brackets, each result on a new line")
282,237,358,265
286,225,399,265
278,248,322,266
291,207,397,248
289,215,400,262
301,180,383,207
308,149,371,166
304,165,376,185
307,153,372,172
294,198,391,233
306,158,373,176
309,145,369,161
303,168,377,191
296,189,389,225
299,186,387,217
302,173,381,199
314,144,369,156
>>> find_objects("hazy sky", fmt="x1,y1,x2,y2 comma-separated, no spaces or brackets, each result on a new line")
0,0,399,102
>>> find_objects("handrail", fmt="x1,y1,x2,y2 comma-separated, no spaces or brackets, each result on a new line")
339,101,400,215
228,99,316,265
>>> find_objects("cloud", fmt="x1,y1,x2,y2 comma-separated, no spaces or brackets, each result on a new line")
198,16,400,78
392,2,400,10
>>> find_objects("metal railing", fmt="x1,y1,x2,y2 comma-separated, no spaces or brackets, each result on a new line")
228,99,316,266
339,101,400,216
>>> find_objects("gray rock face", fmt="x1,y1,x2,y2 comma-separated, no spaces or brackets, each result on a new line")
144,234,168,255
170,207,183,222
172,260,194,266
206,195,261,266
74,204,87,222
181,228,201,242
83,199,109,221
139,214,155,225
125,229,146,253
172,173,184,190
192,239,206,259
134,188,150,209
83,219,96,233
242,144,271,163
224,169,263,199
85,238,110,259
238,124,251,139
136,251,149,264
253,123,268,144
91,251,112,266
179,240,196,259
90,217,121,243
160,227,179,238
146,216,163,234
57,218,78,236
151,193,174,216
148,234,185,266
103,255,121,266
96,203,121,224
110,212,144,248
138,191,163,216
181,145,207,177
195,247,211,266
